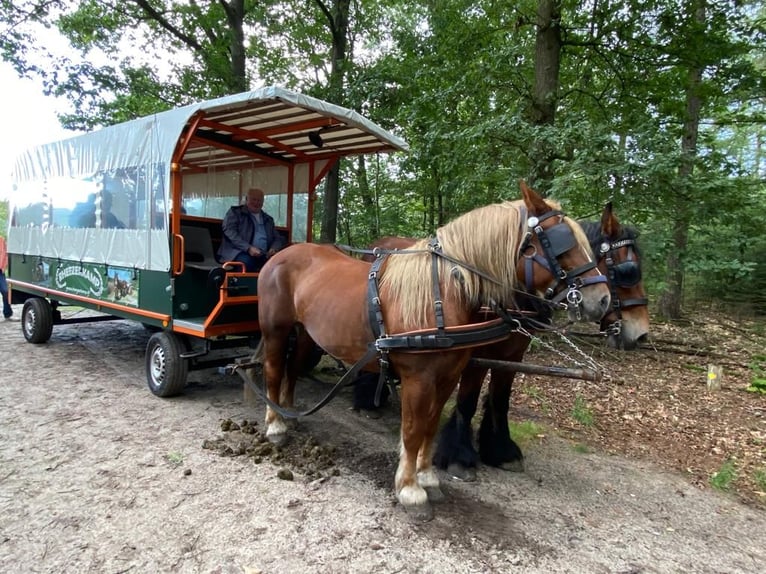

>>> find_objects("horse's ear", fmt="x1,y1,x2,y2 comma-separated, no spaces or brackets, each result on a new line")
520,180,549,215
600,201,621,238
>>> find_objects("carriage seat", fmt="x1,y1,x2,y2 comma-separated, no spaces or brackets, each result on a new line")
181,225,220,271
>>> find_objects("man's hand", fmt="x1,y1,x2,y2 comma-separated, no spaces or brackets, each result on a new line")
247,246,262,257
267,248,277,257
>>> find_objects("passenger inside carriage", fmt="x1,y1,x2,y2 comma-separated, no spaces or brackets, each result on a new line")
69,190,125,229
217,187,285,272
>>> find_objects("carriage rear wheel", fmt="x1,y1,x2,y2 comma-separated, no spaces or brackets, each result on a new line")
145,332,189,397
21,298,54,344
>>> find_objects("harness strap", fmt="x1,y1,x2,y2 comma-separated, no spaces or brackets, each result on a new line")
428,237,446,333
367,256,387,339
376,318,513,351
335,243,427,257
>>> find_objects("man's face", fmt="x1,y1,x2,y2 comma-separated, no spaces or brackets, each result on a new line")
246,192,264,213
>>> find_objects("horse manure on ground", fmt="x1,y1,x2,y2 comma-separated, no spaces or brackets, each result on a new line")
203,419,339,481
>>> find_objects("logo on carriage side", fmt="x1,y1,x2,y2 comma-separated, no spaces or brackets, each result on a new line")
54,264,104,297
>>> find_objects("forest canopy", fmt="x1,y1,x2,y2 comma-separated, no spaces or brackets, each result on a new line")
1,0,765,318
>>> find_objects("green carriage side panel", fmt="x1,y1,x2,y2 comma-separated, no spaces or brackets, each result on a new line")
137,269,173,314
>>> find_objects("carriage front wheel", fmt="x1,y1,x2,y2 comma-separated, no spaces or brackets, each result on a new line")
21,298,54,344
145,332,189,397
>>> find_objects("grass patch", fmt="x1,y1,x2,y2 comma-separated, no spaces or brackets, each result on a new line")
572,443,590,454
746,355,766,394
571,394,594,427
166,451,185,465
754,467,766,493
709,459,737,491
509,420,545,445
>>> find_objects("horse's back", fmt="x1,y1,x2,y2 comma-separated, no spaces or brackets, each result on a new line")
258,243,373,359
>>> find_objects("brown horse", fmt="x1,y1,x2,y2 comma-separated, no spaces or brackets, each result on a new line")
255,182,610,520
368,202,650,480
579,202,649,350
446,202,651,478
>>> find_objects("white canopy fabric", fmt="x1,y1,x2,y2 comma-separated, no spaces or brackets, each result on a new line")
9,87,408,271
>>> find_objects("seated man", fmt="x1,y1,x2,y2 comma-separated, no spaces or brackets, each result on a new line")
217,187,285,272
69,190,125,228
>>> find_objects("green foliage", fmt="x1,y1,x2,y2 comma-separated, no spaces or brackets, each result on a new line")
709,459,737,491
571,394,594,427
754,468,766,493
572,443,591,454
1,0,766,307
508,420,545,445
165,451,184,465
746,356,766,394
0,200,8,236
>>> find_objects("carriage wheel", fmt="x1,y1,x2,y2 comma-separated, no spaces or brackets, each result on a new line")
21,298,54,344
145,332,189,397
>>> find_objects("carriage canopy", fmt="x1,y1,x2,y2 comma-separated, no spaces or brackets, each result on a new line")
9,86,408,271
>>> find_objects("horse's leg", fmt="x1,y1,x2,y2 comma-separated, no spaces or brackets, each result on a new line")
477,335,531,471
396,376,437,522
432,364,486,482
263,325,293,445
282,326,313,407
416,379,458,503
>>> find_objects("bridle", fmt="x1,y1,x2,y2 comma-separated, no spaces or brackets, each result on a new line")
596,235,648,336
519,209,607,319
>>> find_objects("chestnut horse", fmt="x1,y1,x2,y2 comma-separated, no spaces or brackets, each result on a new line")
367,202,650,480
255,183,610,520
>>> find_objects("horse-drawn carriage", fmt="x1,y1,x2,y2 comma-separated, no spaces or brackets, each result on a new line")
8,87,651,520
6,87,407,396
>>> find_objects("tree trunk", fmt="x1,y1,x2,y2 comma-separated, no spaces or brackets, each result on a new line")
319,0,350,243
657,1,705,320
222,0,248,93
355,155,379,238
528,0,561,192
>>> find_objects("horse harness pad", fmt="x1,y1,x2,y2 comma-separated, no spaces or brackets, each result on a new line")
599,237,648,308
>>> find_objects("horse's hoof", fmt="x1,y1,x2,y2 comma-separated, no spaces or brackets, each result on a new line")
402,502,434,522
424,486,445,503
498,460,525,473
446,463,477,482
359,408,382,420
266,432,288,447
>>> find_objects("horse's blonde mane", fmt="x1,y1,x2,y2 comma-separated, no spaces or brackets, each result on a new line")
379,197,591,330
379,200,521,330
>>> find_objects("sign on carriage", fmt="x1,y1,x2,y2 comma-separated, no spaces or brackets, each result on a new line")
6,87,408,396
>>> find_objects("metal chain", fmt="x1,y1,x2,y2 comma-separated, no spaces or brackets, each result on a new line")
510,321,607,377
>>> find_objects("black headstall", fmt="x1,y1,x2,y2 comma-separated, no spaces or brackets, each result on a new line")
597,236,649,335
519,210,607,317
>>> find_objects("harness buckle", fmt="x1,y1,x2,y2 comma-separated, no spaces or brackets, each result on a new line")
566,288,583,307
369,270,377,279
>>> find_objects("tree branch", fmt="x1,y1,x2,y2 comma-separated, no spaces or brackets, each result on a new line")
129,0,204,52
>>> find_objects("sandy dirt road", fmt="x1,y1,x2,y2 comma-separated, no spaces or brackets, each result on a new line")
1,315,764,573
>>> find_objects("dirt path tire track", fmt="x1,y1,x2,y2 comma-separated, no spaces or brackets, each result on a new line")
1,318,765,573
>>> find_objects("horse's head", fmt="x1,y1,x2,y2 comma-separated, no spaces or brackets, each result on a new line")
591,202,650,350
517,181,611,323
